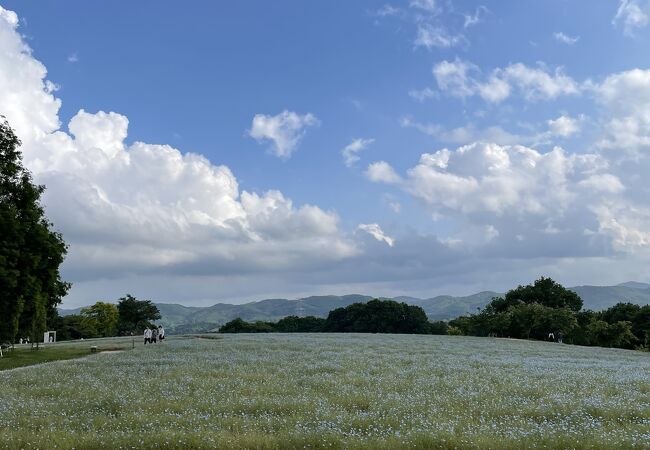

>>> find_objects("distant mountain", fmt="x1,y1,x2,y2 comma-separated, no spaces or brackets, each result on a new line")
161,295,375,330
571,285,650,311
152,293,499,332
59,283,650,334
409,291,501,320
58,307,82,316
616,281,650,290
155,303,204,327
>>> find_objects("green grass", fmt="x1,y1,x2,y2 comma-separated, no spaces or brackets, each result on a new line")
0,334,649,449
0,336,137,371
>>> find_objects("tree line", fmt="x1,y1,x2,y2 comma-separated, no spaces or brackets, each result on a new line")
448,278,649,350
220,278,650,351
220,299,453,335
50,295,161,340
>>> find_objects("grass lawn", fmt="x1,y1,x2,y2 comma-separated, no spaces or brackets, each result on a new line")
0,336,137,371
0,334,649,449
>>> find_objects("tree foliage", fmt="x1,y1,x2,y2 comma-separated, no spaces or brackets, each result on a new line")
219,300,432,335
503,277,583,312
0,119,70,343
324,299,430,333
219,318,276,333
81,302,119,337
116,294,161,334
448,278,648,350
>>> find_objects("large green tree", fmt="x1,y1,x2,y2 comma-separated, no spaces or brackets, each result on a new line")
503,277,583,312
117,294,161,334
81,302,119,337
0,119,70,343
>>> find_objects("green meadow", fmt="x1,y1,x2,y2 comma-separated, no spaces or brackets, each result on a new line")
1,334,648,449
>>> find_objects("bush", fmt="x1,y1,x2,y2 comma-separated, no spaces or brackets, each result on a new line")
219,318,275,333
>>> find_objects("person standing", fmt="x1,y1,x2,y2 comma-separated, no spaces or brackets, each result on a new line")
144,327,151,345
151,327,158,344
158,325,165,341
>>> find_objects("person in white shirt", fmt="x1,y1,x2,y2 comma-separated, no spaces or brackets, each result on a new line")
144,327,152,345
158,326,165,341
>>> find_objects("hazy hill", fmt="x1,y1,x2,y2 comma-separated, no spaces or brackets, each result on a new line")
571,285,650,311
616,281,650,290
407,291,501,320
59,282,650,333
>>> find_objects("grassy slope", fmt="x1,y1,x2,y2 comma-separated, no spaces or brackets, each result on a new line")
0,334,648,449
0,337,137,371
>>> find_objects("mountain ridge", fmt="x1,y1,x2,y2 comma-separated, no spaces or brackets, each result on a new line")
59,282,650,333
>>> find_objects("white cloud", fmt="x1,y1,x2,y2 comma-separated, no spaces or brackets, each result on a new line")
547,115,581,137
401,117,525,146
464,6,488,28
342,138,374,167
431,59,580,103
410,0,437,13
596,69,650,153
613,0,650,36
365,161,402,184
432,59,476,98
375,4,401,17
0,7,356,298
593,203,650,250
67,53,78,63
0,8,60,145
383,194,402,213
408,87,438,102
501,63,580,100
249,110,320,160
366,142,634,254
358,223,395,247
553,32,580,45
414,25,465,49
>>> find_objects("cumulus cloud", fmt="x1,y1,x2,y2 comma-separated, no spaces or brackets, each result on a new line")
365,142,641,257
365,161,402,184
358,223,395,247
613,0,650,36
0,7,356,301
249,110,320,159
553,32,580,45
342,138,374,167
596,69,650,154
547,115,581,137
429,59,580,103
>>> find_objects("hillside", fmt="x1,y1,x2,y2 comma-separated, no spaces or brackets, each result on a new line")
571,285,650,311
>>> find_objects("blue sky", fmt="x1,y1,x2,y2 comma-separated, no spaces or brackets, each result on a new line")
2,1,650,307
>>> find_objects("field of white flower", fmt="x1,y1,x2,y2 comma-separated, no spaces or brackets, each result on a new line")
0,334,648,449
